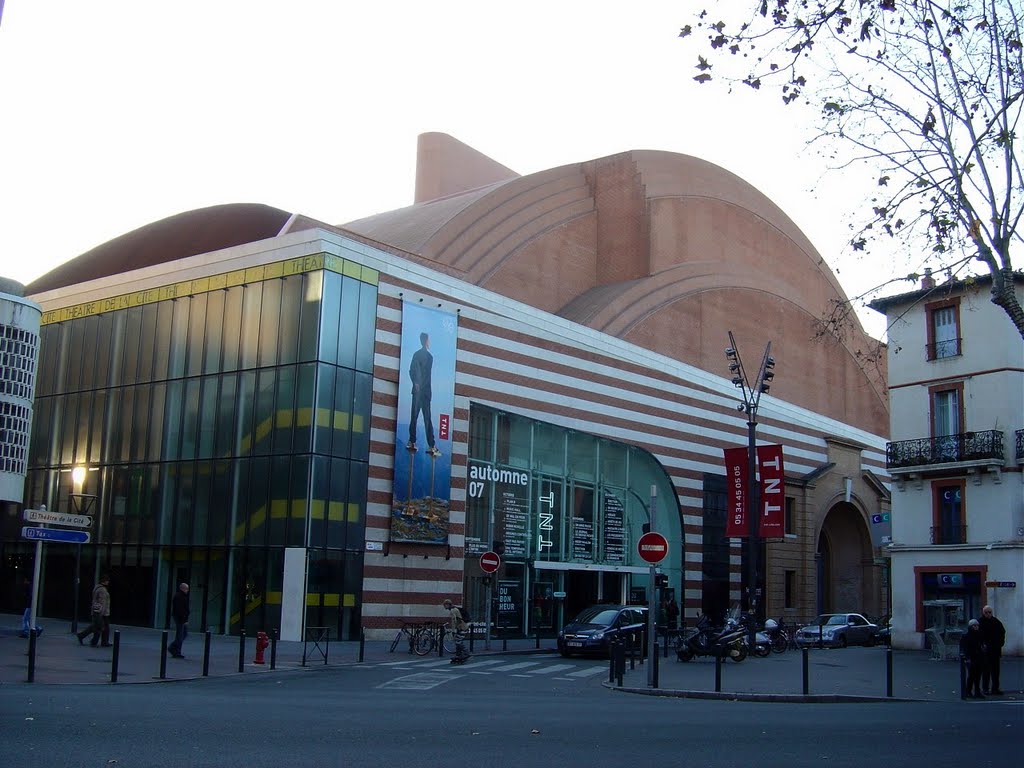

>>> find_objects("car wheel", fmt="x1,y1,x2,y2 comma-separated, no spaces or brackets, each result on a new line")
838,634,848,649
866,633,876,648
559,647,571,658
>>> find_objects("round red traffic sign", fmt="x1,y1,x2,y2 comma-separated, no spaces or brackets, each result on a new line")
479,551,501,573
637,532,669,563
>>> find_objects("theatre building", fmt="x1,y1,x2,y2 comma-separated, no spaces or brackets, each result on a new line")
1,135,891,641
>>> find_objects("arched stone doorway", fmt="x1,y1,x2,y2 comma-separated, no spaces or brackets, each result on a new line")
816,502,880,616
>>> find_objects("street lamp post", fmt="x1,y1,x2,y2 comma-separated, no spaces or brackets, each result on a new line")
725,332,775,648
69,466,96,634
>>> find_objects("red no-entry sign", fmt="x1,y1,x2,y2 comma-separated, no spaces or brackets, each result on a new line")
637,532,668,564
479,551,501,573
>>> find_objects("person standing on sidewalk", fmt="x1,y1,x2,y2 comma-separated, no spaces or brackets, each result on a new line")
76,574,111,647
20,576,42,638
978,605,1005,695
443,599,468,662
168,582,190,659
959,618,987,698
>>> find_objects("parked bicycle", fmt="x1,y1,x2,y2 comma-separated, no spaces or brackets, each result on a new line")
388,622,437,656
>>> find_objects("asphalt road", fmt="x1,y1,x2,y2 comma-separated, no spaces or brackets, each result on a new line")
2,660,1021,768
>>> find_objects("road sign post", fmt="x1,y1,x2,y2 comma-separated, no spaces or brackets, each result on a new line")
479,551,501,574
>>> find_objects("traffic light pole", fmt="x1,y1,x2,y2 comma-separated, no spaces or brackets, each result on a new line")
646,485,657,688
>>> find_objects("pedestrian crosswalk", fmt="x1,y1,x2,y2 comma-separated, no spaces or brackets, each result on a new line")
373,653,611,689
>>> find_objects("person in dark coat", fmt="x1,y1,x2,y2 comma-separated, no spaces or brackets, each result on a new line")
168,583,190,659
959,618,987,698
978,605,1006,695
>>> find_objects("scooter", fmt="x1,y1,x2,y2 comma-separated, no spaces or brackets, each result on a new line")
675,614,748,663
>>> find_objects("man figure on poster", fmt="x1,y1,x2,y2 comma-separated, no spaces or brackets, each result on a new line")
408,332,441,458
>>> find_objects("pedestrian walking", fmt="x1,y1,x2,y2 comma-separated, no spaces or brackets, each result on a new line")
667,597,680,631
959,618,986,698
20,576,42,638
76,574,111,647
978,605,1006,695
168,582,190,659
443,598,468,663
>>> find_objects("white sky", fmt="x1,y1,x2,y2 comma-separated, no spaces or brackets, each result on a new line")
0,0,894,338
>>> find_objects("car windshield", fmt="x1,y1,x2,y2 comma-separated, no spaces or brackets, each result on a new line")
814,615,847,626
572,607,620,626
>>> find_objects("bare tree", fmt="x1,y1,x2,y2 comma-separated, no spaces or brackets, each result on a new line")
681,0,1024,339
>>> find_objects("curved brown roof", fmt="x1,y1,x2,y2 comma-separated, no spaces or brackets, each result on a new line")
26,203,292,294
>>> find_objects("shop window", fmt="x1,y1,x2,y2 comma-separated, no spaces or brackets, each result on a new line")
931,481,966,544
926,300,961,360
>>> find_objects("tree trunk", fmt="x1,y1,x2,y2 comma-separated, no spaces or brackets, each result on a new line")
990,268,1024,342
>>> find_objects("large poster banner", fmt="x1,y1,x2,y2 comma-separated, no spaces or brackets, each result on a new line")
724,446,749,538
757,444,785,538
391,303,458,544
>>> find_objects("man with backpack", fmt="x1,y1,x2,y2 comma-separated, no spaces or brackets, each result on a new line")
443,599,469,664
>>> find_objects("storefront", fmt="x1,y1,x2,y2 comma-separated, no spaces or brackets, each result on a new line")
461,404,680,633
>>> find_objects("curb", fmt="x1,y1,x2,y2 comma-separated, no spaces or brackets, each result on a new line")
603,682,916,703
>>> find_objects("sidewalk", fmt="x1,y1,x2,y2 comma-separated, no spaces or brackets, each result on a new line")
608,643,1024,703
0,614,550,686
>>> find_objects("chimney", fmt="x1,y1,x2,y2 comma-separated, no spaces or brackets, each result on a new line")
921,268,935,290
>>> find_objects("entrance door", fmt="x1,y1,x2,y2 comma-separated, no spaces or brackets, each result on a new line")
564,571,599,620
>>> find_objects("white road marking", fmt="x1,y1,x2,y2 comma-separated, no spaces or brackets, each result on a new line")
377,671,464,690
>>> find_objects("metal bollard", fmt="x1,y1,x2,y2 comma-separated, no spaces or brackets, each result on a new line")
238,630,246,673
502,636,508,652
27,629,38,683
802,647,809,695
203,631,211,677
886,647,893,698
609,642,617,683
358,628,364,664
652,643,659,688
111,630,121,683
160,630,169,679
444,625,450,657
468,626,474,654
616,642,624,687
715,651,722,692
629,635,636,671
960,655,967,700
536,628,540,649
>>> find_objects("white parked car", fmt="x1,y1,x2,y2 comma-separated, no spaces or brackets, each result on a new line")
795,613,878,649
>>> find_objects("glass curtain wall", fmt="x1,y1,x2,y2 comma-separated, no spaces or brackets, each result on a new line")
465,404,679,636
5,257,377,640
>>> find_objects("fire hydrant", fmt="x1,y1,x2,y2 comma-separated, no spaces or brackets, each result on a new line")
254,631,270,665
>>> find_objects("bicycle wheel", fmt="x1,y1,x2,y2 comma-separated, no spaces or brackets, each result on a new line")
389,630,402,653
414,627,436,656
771,633,787,654
442,627,456,655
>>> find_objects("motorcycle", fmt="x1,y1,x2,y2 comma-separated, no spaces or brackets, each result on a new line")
675,614,748,663
762,618,790,654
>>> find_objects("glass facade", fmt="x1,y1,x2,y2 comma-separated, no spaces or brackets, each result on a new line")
465,404,680,634
0,256,378,640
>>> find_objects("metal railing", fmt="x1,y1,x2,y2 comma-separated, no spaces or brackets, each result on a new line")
926,337,962,360
930,525,967,545
886,430,1003,469
1016,429,1024,462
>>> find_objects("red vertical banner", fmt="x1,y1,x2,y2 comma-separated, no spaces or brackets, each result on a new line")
757,444,785,538
724,447,749,538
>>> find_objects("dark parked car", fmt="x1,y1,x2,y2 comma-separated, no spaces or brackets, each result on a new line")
794,613,879,649
873,614,891,646
557,605,648,657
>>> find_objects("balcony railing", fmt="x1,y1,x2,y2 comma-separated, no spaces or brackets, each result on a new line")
886,430,1003,469
1017,429,1024,462
926,337,962,360
931,525,967,545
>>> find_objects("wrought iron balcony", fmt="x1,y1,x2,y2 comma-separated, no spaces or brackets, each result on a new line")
1017,429,1024,462
886,430,1004,470
926,337,962,360
931,525,967,545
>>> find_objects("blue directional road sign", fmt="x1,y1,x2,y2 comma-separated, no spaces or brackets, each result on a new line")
21,526,90,544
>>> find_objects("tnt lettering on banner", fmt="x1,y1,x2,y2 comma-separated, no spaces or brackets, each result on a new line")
439,413,450,440
756,445,785,538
